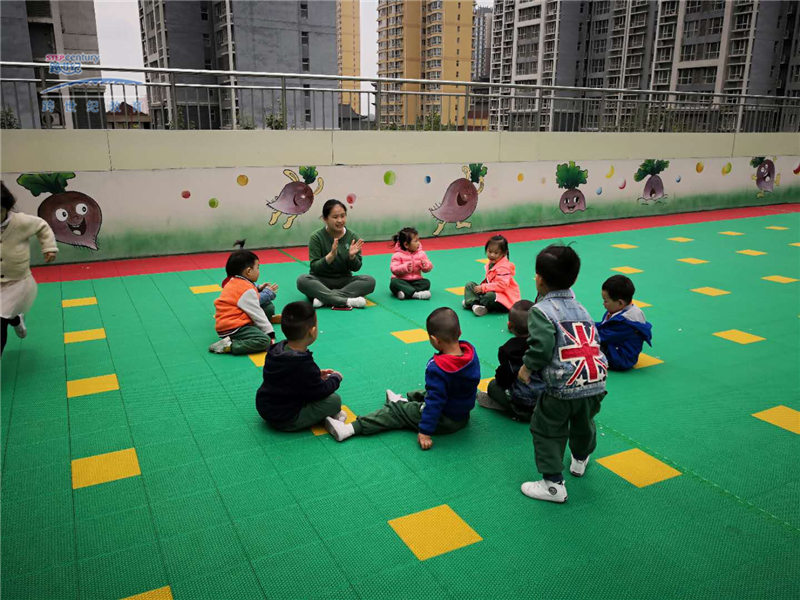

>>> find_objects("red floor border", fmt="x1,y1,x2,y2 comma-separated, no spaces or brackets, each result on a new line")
32,203,800,283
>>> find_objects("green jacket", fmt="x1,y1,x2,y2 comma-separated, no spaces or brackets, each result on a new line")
523,307,557,372
308,227,363,278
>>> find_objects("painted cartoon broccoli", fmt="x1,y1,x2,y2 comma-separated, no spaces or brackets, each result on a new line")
750,157,780,199
634,159,670,204
555,161,589,214
16,172,102,250
266,166,324,229
430,163,487,236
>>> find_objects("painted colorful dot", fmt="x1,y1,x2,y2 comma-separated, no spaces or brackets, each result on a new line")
384,171,397,185
208,198,219,208
517,173,524,182
425,176,431,184
346,193,356,205
181,190,191,199
237,175,249,186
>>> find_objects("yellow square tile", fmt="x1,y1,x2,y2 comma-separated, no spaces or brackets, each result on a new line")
446,286,466,296
389,504,482,561
610,266,643,274
477,378,492,393
631,299,651,308
713,329,765,345
190,284,222,294
611,244,638,249
249,352,267,367
67,374,119,399
62,297,97,308
752,405,800,435
691,287,730,297
64,328,107,344
122,586,174,600
476,258,490,264
719,231,744,236
762,275,798,284
365,298,377,307
677,258,708,265
596,448,682,488
72,448,141,490
668,237,694,243
790,243,800,247
633,353,663,369
736,249,767,256
766,226,788,230
391,329,430,344
312,405,357,436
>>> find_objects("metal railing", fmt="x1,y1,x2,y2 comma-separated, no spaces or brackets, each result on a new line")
1,61,798,133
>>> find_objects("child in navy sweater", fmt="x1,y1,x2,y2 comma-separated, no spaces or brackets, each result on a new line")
596,275,652,371
325,307,480,450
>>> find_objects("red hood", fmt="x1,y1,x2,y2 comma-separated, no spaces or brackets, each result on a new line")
433,342,475,372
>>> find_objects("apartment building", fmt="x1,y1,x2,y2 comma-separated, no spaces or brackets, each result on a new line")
377,0,473,128
337,0,361,114
472,5,492,80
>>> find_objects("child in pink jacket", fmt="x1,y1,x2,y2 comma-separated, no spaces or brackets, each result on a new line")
389,227,433,300
463,235,521,316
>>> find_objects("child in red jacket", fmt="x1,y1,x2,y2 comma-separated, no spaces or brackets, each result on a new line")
463,235,521,317
389,227,433,300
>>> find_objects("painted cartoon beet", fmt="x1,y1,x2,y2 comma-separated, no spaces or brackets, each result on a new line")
555,161,589,214
633,159,670,204
16,172,102,250
430,163,487,236
750,157,781,199
266,166,324,229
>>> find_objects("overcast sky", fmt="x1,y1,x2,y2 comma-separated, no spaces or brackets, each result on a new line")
94,0,492,111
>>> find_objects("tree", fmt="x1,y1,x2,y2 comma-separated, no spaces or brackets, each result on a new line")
264,104,285,130
1,106,20,129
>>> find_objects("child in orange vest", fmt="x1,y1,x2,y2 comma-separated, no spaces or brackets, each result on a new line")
463,235,521,317
209,247,275,355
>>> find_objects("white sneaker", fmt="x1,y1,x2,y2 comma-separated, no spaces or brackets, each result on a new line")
462,300,467,308
521,479,568,503
386,389,407,403
208,336,232,353
12,315,27,339
570,454,589,477
412,290,431,300
325,417,355,442
395,291,406,300
312,298,324,309
472,305,489,317
346,297,367,309
334,410,348,422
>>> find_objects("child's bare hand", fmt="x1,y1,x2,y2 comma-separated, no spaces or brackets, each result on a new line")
43,252,56,263
518,365,531,384
320,369,334,380
267,283,279,292
418,433,433,450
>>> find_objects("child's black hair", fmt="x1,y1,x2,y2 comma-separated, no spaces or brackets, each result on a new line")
390,227,418,250
225,239,258,278
426,307,461,343
602,274,635,304
1,181,16,211
322,199,347,219
281,301,317,341
535,243,581,290
509,299,534,336
485,234,510,258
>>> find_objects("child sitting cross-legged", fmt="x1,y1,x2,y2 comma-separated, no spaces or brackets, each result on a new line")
476,299,545,421
325,307,480,450
256,301,348,431
595,275,652,371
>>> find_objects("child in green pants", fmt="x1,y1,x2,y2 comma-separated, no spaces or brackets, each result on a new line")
518,244,608,503
325,308,480,450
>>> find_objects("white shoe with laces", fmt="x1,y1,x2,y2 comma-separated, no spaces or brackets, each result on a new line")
472,305,488,317
386,389,407,403
412,290,431,300
325,417,355,442
521,479,568,503
12,315,27,339
570,454,589,477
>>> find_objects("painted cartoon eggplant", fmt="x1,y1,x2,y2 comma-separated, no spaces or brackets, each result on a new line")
634,159,670,204
16,172,102,250
556,161,589,214
750,157,780,199
266,166,324,229
430,163,487,236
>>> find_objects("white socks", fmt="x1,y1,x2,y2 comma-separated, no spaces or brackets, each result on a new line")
412,291,431,300
312,298,324,308
346,297,367,308
324,417,355,442
396,291,406,300
386,389,407,403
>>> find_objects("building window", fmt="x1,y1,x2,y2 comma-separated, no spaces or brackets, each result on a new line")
684,21,698,38
203,33,210,47
590,59,605,73
201,4,208,20
305,109,312,123
204,59,212,69
301,31,309,45
300,2,308,18
728,64,744,81
792,65,800,83
613,16,625,30
706,41,720,60
656,71,670,85
593,19,608,35
681,44,697,62
730,39,748,57
594,0,610,14
592,39,606,54
703,67,717,85
678,69,693,85
734,14,751,31
659,23,675,39
708,17,723,35
657,47,672,62
685,0,701,14
302,58,310,72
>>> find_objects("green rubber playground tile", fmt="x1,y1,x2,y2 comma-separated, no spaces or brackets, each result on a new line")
160,523,248,583
252,540,350,600
170,563,265,600
192,427,261,459
70,426,134,461
124,399,184,426
302,488,383,542
204,448,276,488
1,490,74,537
1,563,78,600
217,473,297,522
73,476,149,521
235,504,319,560
1,461,72,503
135,436,204,473
141,461,215,504
180,407,245,435
0,524,75,577
360,476,442,522
76,505,157,560
69,405,129,438
270,436,330,473
325,523,415,583
150,489,230,540
281,459,356,502
2,436,71,472
78,542,168,600
339,446,417,487
129,415,194,447
350,560,449,600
